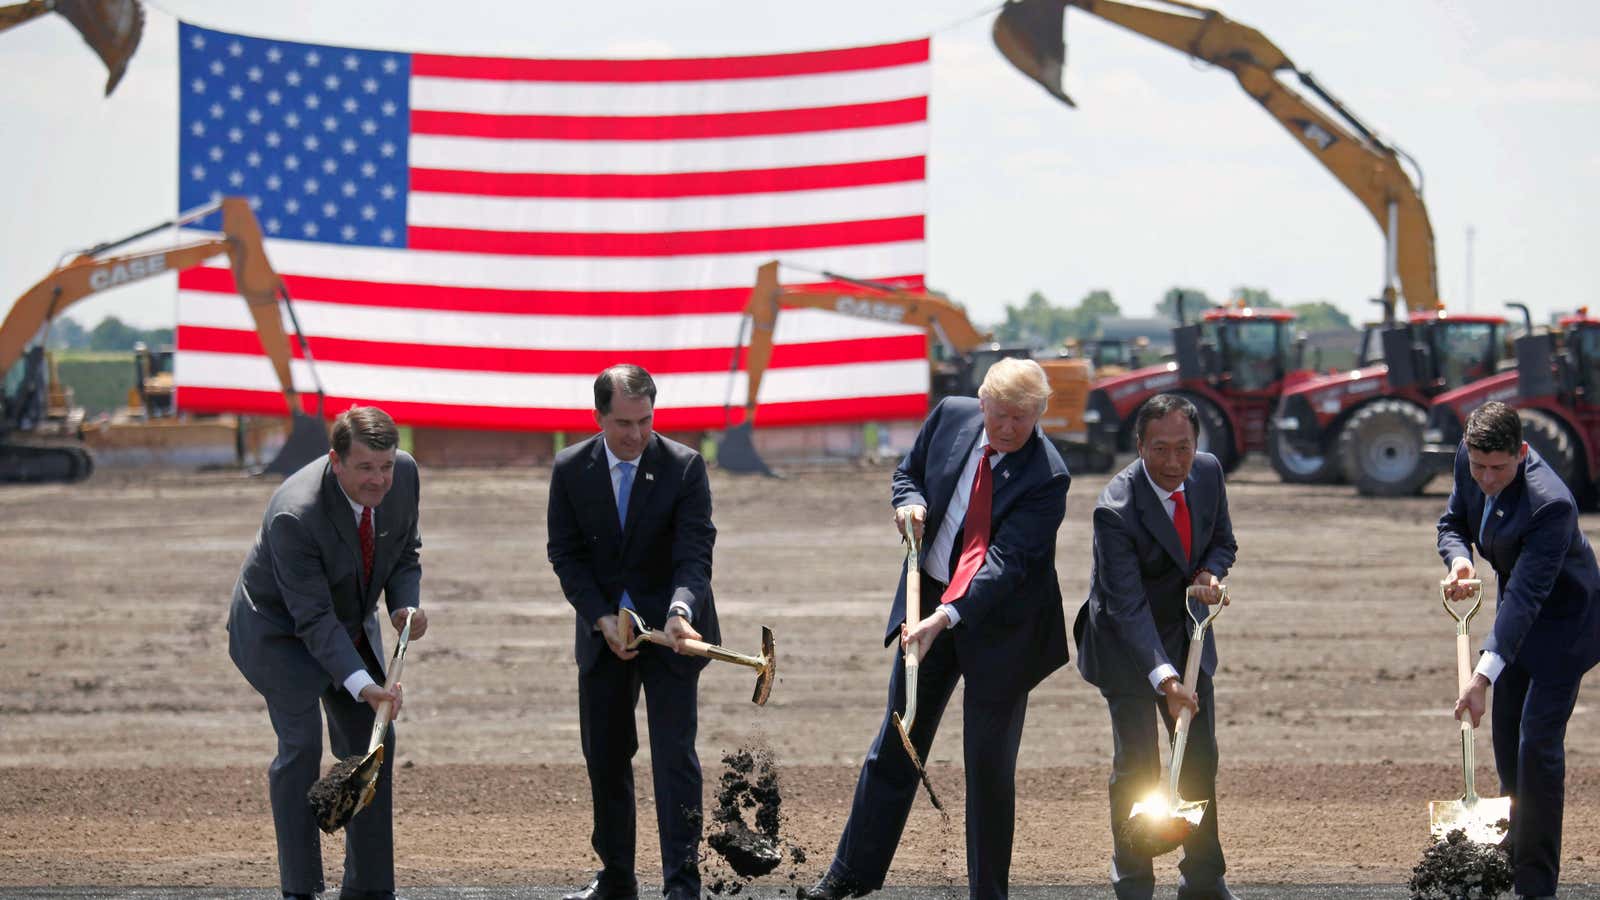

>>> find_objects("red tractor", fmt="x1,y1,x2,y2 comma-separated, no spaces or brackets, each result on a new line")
1269,305,1511,493
1423,308,1600,504
1083,301,1314,472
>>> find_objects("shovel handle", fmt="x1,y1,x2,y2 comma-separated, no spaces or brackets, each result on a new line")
364,611,413,755
904,536,922,667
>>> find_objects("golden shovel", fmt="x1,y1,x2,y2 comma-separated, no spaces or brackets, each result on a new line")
1429,578,1511,844
1125,585,1227,857
891,533,925,775
618,607,777,706
309,609,413,833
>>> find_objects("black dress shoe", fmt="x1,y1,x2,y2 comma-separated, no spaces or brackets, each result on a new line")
562,875,640,900
797,872,869,900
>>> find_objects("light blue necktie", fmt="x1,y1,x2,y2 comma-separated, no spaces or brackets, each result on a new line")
1480,496,1495,546
617,461,635,611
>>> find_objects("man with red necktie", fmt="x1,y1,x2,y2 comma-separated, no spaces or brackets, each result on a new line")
1074,393,1238,900
800,358,1072,900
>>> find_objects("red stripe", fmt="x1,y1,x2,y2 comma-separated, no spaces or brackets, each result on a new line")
408,216,924,258
409,157,926,199
176,387,928,431
411,97,926,141
179,268,926,315
177,326,926,376
410,39,929,84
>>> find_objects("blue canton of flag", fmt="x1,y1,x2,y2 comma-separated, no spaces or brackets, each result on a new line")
178,23,410,248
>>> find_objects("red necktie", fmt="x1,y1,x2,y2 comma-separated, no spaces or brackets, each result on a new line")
942,446,996,604
358,506,375,584
1171,488,1192,563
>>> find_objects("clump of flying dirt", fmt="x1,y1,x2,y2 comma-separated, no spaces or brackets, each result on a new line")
702,743,810,896
1407,827,1513,899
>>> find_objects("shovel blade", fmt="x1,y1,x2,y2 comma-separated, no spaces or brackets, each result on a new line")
1429,796,1511,845
1123,797,1206,858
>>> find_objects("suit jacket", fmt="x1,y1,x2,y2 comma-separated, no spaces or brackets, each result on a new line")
548,432,719,675
887,396,1072,702
1437,444,1600,681
1074,453,1237,697
228,451,423,704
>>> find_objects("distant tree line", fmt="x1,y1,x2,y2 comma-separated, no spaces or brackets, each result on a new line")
995,285,1356,347
45,316,173,352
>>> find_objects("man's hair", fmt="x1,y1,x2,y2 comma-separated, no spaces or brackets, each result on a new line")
1134,393,1200,446
594,364,658,415
977,358,1051,413
331,405,400,457
1464,400,1522,455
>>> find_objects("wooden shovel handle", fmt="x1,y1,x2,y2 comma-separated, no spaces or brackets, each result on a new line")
904,539,922,667
364,612,413,754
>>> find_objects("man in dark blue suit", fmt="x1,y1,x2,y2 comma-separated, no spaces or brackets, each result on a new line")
1074,394,1238,900
1439,401,1600,900
547,364,719,900
799,358,1072,900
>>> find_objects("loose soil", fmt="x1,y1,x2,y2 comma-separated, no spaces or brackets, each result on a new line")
2,461,1599,891
1407,829,1513,899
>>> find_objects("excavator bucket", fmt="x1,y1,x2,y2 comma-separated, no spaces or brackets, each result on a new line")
992,0,1075,107
262,410,330,477
715,422,777,478
51,0,144,95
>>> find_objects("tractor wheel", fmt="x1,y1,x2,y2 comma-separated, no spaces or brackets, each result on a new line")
1267,420,1341,484
1519,408,1582,495
1183,394,1239,473
1338,399,1433,496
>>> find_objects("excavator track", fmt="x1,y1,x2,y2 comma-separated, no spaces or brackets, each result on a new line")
0,440,95,483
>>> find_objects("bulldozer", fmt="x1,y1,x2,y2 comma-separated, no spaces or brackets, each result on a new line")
0,196,329,482
0,0,142,94
992,0,1512,488
716,261,1098,476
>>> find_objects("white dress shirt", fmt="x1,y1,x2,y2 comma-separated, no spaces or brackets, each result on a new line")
920,431,1007,629
1143,466,1187,695
603,439,692,622
1471,494,1507,684
333,482,379,701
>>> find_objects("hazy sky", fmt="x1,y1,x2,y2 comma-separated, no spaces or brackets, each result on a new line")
3,0,1597,331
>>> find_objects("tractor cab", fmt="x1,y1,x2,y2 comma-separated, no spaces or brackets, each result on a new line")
1180,307,1301,393
1383,311,1509,393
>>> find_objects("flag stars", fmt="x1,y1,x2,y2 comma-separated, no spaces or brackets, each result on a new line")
322,157,338,174
285,111,301,129
341,224,357,241
341,180,357,197
228,127,244,143
208,145,223,162
285,70,301,87
266,174,282,190
285,198,301,214
379,141,396,158
189,32,206,50
304,93,320,110
361,77,378,94
379,227,396,244
323,115,339,132
303,134,320,152
381,57,398,74
343,54,359,71
303,221,319,238
380,183,397,200
266,89,281,106
266,218,281,234
360,161,376,178
210,102,225,119
322,202,338,218
246,107,262,125
265,131,281,148
360,119,378,136
380,99,397,117
228,170,244,187
190,120,206,137
342,97,358,114
247,65,262,83
190,78,206,94
248,195,262,209
190,164,207,181
284,153,300,171
246,150,262,167
266,46,282,64
361,204,377,221
228,84,243,101
341,137,357,155
209,59,225,77
303,177,320,194
323,74,340,91
306,50,321,68
228,41,243,57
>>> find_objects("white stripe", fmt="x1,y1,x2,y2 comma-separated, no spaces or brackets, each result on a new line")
407,182,926,234
408,122,927,174
185,233,926,292
179,292,922,349
176,352,928,409
411,63,929,117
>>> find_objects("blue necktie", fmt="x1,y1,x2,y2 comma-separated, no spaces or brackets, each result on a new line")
1480,496,1495,546
617,461,635,611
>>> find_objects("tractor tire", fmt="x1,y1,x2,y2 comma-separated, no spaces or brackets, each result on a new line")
1519,408,1581,494
1339,399,1433,496
1182,394,1239,473
1267,421,1341,484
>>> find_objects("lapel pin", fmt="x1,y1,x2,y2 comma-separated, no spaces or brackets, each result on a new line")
1002,470,1011,479
1495,509,1504,517
645,472,654,481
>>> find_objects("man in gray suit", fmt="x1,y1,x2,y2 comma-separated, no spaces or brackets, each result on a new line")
228,405,429,900
1074,393,1239,900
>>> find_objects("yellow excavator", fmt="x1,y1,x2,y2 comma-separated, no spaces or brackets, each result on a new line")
0,196,329,482
0,0,143,95
717,260,1096,475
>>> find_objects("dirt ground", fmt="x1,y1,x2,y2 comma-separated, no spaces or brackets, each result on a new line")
2,458,1598,891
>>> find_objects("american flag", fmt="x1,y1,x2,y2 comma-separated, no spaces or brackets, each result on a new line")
175,22,932,431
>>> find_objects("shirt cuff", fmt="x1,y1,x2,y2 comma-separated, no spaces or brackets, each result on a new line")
939,604,960,628
1149,663,1180,695
1474,651,1506,685
344,668,377,702
668,601,692,620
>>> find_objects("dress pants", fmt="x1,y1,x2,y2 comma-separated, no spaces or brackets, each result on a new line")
579,643,704,897
1103,669,1225,900
826,607,1030,900
1491,659,1584,898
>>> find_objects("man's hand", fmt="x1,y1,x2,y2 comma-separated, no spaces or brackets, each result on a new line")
900,609,947,659
1161,676,1198,722
895,504,927,545
663,614,704,654
1444,557,1478,602
597,614,639,661
359,682,402,718
392,607,427,639
1190,571,1227,606
1454,673,1489,727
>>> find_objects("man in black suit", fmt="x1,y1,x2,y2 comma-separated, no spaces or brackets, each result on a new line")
227,405,429,900
1074,393,1238,900
1439,401,1600,900
548,364,718,900
799,358,1072,900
